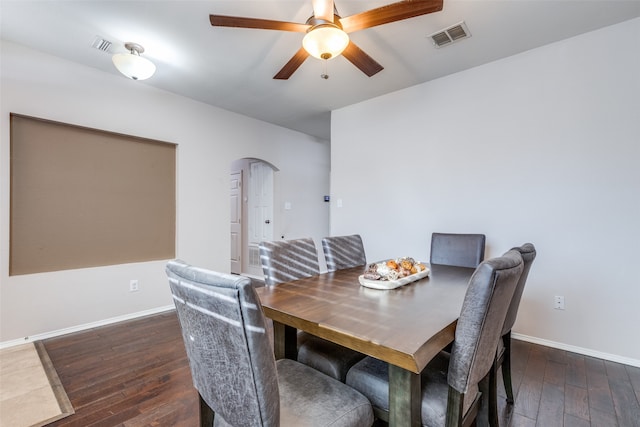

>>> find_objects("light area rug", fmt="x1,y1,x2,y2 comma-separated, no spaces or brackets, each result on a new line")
0,342,74,427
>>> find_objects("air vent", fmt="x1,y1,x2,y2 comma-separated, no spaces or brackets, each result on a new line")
428,21,471,48
249,247,261,268
91,36,113,53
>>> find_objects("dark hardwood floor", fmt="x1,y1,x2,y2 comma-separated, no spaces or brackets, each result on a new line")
44,312,198,427
42,312,640,426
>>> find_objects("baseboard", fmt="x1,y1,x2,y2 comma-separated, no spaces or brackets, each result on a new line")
3,310,638,368
512,332,640,368
0,305,176,350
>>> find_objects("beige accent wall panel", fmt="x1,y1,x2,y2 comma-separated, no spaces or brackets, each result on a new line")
10,114,176,275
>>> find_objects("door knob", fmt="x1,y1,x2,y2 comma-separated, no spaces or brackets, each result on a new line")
265,220,271,224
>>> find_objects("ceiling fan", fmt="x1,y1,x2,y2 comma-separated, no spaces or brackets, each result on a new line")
209,0,444,79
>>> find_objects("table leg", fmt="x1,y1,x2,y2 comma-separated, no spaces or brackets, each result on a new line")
272,321,297,360
388,364,421,427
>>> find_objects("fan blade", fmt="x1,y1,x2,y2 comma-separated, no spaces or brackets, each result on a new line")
210,15,310,32
341,42,384,77
274,47,310,80
312,0,334,22
339,0,443,33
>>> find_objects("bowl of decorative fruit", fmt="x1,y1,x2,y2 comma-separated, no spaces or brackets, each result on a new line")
359,257,430,290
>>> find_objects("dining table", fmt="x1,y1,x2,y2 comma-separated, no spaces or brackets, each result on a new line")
254,262,476,427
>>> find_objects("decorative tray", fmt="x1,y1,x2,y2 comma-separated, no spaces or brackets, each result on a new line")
358,258,430,290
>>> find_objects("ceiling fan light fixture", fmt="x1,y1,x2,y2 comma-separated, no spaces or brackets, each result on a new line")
302,24,349,60
112,42,156,80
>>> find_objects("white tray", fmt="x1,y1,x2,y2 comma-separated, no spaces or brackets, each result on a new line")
359,267,430,290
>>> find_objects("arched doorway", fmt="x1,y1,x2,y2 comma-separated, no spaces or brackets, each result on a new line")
230,158,278,278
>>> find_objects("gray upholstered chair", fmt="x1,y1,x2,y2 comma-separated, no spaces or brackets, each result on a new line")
259,238,320,286
322,234,367,272
166,260,374,427
489,243,537,426
345,250,524,427
430,233,486,268
259,238,366,382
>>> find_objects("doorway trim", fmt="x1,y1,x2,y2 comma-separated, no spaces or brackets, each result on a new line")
230,158,278,278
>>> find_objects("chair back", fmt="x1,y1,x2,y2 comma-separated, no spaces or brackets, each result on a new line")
259,238,320,286
448,250,523,394
166,260,279,426
430,232,486,268
322,234,367,272
501,243,537,336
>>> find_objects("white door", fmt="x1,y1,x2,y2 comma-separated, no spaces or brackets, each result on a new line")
247,161,274,277
230,170,242,274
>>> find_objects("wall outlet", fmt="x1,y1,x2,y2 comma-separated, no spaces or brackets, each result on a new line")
129,279,139,292
554,295,565,310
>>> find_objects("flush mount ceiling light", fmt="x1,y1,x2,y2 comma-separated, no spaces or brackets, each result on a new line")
112,42,156,80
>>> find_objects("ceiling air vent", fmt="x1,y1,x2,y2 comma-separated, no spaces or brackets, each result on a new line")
91,36,113,53
428,21,471,48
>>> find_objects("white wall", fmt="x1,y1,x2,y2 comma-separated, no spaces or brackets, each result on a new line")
331,18,640,364
0,41,330,344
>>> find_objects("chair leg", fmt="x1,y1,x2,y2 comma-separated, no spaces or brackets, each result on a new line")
488,359,500,427
199,393,215,427
501,332,514,404
476,375,491,427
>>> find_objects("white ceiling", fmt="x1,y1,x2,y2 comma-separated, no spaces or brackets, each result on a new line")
2,1,639,140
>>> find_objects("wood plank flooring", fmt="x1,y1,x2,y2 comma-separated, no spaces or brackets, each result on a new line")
43,312,198,427
42,311,640,426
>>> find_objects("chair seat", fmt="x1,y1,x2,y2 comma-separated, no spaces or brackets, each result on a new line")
297,334,366,382
215,359,374,427
346,354,478,427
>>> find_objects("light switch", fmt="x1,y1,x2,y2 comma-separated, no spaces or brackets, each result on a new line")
284,202,292,210
337,199,343,208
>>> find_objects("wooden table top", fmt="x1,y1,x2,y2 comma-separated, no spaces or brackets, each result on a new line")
255,263,475,373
